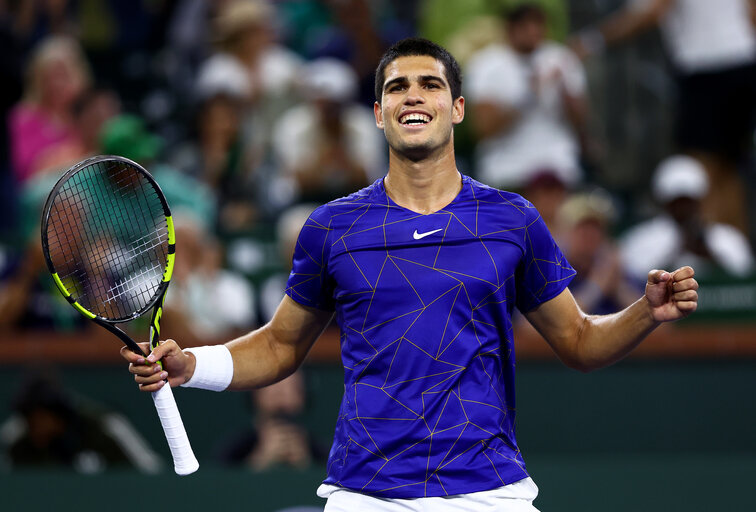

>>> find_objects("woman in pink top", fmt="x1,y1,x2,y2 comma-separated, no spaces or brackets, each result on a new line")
8,35,91,183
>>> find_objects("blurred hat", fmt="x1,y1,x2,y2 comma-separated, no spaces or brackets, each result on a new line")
195,55,249,101
652,155,709,203
300,58,358,102
559,189,616,228
100,114,163,163
214,0,273,44
524,168,567,191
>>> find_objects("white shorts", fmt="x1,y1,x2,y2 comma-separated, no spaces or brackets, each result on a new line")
318,477,541,512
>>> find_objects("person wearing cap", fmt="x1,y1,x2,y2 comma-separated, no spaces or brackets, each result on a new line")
570,0,756,237
558,191,641,315
619,155,755,283
271,57,386,204
194,0,303,166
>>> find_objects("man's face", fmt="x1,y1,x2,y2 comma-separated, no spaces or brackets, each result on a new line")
507,15,547,54
374,55,464,161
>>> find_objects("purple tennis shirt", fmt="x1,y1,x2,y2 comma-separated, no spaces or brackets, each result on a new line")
286,175,575,498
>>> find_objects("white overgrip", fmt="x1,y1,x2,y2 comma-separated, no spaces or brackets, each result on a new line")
151,383,199,475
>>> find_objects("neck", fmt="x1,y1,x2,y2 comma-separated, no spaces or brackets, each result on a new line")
384,145,461,215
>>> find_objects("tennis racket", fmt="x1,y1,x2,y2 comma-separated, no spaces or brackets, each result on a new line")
40,154,199,475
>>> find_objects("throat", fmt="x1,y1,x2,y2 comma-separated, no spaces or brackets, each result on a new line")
383,170,463,215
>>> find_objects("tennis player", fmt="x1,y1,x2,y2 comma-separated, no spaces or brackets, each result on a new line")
124,38,698,511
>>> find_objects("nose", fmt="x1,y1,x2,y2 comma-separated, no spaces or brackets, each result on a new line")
404,83,425,105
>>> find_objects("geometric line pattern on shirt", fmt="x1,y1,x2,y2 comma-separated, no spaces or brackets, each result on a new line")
287,176,575,497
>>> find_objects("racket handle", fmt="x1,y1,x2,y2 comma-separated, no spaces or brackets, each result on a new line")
151,383,199,475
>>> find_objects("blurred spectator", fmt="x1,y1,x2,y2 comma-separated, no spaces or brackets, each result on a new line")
419,0,569,66
99,113,217,230
8,35,91,184
163,213,257,342
570,0,756,237
559,191,640,315
168,91,268,234
195,0,303,167
619,155,755,283
215,370,326,470
258,203,319,324
0,87,118,331
0,238,83,332
11,87,121,247
32,87,122,175
317,0,389,104
274,0,410,105
465,3,590,191
521,169,569,235
272,58,385,204
0,369,161,473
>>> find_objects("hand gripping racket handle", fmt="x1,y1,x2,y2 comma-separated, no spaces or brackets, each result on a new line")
151,383,199,475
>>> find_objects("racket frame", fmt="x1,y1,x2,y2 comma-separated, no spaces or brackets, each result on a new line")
40,155,198,475
41,155,176,356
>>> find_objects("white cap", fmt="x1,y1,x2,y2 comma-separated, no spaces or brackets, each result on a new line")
300,58,358,102
195,54,249,100
652,155,709,203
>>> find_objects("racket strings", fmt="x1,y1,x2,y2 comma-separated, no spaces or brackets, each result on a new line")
103,262,165,305
125,227,170,261
45,160,169,320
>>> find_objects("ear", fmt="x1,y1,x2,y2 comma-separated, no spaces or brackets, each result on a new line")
452,96,465,125
374,101,385,130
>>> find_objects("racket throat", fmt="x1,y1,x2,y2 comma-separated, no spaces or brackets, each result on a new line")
95,318,147,357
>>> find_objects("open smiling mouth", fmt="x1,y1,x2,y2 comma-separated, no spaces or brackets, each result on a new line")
399,113,432,126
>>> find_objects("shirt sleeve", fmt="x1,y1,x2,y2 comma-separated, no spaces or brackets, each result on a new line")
515,201,576,312
285,205,336,311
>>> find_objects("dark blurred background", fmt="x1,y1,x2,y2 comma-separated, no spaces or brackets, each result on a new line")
0,1,754,510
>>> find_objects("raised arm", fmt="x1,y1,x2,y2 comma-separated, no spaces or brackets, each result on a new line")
524,266,697,372
123,295,334,392
571,0,675,58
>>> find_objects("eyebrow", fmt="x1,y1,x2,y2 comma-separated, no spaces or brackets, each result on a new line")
383,74,447,92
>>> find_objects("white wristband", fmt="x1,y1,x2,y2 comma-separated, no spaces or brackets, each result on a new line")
180,345,233,392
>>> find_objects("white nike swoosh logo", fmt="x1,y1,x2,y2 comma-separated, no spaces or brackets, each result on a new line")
413,228,443,240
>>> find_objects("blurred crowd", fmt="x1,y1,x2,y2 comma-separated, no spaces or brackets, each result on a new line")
1,0,756,473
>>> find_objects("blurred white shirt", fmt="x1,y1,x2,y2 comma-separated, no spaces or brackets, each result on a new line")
632,0,756,73
619,215,755,281
465,41,586,189
272,103,387,184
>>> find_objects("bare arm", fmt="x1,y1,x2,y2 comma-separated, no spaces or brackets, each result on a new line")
525,266,697,372
123,295,333,391
571,0,675,58
225,296,334,389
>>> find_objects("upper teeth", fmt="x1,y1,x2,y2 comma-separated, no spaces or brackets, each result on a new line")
401,113,431,124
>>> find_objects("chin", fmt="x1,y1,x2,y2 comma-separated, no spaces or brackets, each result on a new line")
394,140,436,161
